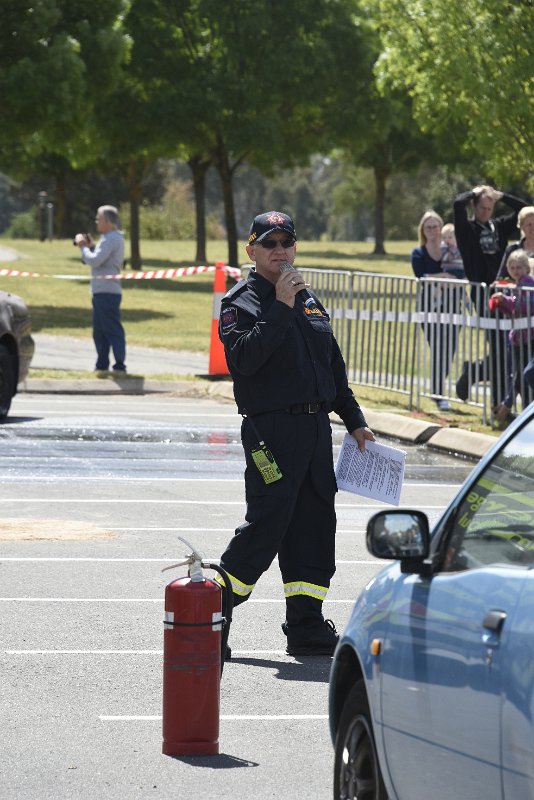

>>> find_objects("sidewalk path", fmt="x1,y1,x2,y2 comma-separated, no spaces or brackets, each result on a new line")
31,333,208,376
0,245,21,262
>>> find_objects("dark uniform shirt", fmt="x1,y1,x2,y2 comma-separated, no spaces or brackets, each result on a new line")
219,269,366,433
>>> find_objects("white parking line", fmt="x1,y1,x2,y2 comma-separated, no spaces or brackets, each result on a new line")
0,597,163,602
5,649,287,655
7,649,164,654
100,714,327,721
0,557,379,564
0,526,239,533
0,478,463,488
0,498,242,505
112,526,236,531
0,498,448,508
0,597,354,603
12,411,238,418
1,477,246,483
0,557,228,562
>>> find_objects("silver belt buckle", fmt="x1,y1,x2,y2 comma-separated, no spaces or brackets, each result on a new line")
307,403,315,414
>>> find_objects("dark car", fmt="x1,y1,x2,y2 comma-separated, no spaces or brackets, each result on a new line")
0,290,34,419
329,402,534,799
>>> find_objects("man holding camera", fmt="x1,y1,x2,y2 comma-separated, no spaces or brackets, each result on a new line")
74,205,126,373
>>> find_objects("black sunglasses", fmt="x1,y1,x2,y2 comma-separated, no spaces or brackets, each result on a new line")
260,237,295,249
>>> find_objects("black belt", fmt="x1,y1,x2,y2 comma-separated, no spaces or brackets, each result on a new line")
240,402,329,417
285,401,329,415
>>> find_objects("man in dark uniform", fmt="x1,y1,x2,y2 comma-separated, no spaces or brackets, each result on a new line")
453,185,526,408
217,211,374,656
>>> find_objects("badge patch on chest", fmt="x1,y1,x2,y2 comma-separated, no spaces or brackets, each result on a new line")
304,305,324,316
302,297,324,317
221,306,238,333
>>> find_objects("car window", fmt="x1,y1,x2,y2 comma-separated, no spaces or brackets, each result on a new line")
442,418,534,572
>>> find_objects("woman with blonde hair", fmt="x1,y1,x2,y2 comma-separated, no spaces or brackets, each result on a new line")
411,211,461,411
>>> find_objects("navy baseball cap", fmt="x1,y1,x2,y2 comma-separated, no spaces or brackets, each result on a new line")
248,211,297,245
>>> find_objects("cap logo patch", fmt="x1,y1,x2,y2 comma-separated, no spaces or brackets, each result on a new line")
267,212,285,225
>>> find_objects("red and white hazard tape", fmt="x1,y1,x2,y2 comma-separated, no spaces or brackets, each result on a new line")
0,269,42,278
0,264,242,281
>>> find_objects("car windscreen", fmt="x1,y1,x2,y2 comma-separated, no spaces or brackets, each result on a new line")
441,419,534,571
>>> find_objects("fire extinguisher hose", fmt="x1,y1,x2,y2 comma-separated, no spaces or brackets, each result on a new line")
203,562,233,675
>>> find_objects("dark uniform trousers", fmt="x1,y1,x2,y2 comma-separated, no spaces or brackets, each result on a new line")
220,408,337,629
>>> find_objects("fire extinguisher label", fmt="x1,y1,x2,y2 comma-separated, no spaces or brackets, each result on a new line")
164,610,174,630
212,611,223,631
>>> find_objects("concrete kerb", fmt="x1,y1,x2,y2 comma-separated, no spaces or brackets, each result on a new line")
19,376,497,460
19,376,236,400
333,408,495,460
361,410,441,444
423,427,496,460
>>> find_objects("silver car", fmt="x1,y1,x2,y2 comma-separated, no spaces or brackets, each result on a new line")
329,403,534,799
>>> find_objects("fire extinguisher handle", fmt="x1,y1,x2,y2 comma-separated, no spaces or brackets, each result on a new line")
178,535,204,562
204,562,234,675
161,536,206,574
161,558,191,573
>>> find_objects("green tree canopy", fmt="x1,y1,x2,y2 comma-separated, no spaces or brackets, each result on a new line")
320,4,438,253
0,1,129,234
141,0,374,265
376,0,534,191
0,0,129,167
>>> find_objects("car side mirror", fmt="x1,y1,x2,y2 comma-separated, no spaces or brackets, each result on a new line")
366,510,431,574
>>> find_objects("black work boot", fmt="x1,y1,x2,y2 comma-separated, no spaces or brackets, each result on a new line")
281,619,339,656
455,361,471,401
456,359,483,401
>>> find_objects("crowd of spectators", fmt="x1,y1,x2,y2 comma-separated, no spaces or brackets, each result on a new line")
411,186,533,422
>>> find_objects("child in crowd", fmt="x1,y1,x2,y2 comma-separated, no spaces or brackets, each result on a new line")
490,250,534,421
440,223,465,279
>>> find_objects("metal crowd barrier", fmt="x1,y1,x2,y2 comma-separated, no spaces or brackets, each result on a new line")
302,268,534,425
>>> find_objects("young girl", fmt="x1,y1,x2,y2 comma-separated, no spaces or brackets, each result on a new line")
491,249,534,420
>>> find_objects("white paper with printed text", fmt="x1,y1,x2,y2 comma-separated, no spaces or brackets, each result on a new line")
335,436,406,506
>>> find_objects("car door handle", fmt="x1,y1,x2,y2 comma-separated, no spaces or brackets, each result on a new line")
482,611,507,664
483,610,507,635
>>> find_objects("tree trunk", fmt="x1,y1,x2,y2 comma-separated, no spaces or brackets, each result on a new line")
188,155,211,263
373,166,388,255
126,160,144,269
212,137,239,268
54,175,66,238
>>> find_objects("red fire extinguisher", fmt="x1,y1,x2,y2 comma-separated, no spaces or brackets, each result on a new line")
162,537,233,757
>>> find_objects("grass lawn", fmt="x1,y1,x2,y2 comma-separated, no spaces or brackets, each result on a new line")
0,238,414,352
1,237,500,435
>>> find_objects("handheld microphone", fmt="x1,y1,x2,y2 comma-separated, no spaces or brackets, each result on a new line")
280,261,314,304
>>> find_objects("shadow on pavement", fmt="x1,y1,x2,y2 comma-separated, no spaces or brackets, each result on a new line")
227,655,332,683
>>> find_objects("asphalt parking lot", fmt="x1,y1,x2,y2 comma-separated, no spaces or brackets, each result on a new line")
1,393,468,799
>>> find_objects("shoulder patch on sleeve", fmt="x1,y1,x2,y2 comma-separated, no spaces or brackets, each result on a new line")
221,306,238,334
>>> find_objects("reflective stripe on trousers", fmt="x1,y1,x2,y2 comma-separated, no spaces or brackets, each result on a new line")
215,571,254,598
283,581,328,602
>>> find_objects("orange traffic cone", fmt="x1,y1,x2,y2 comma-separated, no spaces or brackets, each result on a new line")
209,261,230,376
